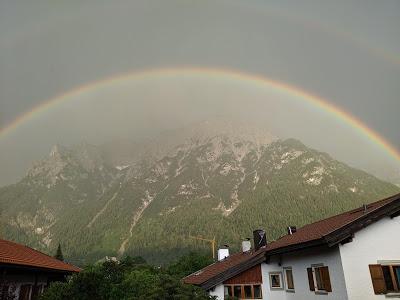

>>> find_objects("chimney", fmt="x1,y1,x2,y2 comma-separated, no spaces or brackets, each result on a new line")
287,226,297,235
253,229,267,251
242,238,251,252
218,245,229,261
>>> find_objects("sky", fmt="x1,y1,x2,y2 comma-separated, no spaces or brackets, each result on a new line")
0,0,399,186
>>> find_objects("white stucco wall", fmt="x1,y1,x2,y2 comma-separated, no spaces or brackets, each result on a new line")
208,246,348,300
207,216,400,300
209,284,224,299
339,216,400,300
262,246,348,300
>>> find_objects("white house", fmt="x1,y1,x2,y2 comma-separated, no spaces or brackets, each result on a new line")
184,193,400,300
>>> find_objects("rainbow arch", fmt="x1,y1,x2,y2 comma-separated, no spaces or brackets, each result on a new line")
1,66,399,162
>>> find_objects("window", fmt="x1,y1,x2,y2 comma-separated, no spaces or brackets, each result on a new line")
1,284,10,298
369,264,400,294
284,267,295,291
19,284,32,300
224,285,233,298
253,284,262,299
307,265,332,293
233,286,241,298
244,285,252,298
269,272,283,289
224,284,263,299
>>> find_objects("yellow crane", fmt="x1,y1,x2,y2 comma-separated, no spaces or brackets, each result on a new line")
189,235,216,260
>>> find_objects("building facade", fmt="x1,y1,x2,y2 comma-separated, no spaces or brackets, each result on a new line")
184,193,400,300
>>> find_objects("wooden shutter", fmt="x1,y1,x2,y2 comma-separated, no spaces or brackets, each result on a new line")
369,264,387,294
320,266,332,292
307,268,315,291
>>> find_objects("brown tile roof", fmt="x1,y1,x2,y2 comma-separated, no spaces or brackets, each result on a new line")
267,193,400,252
184,249,264,286
184,193,400,288
0,239,81,273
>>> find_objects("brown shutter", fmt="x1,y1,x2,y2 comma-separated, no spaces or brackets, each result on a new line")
307,268,315,291
320,266,332,292
369,264,387,294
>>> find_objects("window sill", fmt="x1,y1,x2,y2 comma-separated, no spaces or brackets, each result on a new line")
285,289,295,293
385,293,400,298
314,290,328,295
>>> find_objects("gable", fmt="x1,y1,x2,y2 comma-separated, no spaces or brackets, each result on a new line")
224,264,262,284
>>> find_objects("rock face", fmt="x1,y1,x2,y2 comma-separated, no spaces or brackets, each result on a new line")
1,123,398,264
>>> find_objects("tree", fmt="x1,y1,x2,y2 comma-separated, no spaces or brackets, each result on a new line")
167,252,213,278
54,244,64,261
40,254,214,300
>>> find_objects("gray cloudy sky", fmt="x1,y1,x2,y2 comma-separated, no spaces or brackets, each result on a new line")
0,0,399,185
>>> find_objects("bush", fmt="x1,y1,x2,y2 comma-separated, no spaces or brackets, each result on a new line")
41,253,214,300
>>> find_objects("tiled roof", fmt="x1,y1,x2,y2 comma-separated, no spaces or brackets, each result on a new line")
0,239,81,273
184,193,400,287
184,249,264,286
267,193,400,252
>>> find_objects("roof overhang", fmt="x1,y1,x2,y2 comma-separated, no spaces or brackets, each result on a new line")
0,262,80,274
201,251,265,290
267,196,400,257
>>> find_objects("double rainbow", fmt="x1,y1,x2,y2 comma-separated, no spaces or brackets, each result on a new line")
1,67,399,162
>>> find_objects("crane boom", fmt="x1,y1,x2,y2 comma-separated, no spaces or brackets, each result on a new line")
189,235,216,260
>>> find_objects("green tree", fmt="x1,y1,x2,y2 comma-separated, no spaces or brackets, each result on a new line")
40,253,214,300
167,252,213,278
54,244,64,261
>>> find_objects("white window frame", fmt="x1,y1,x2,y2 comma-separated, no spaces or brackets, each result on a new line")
269,272,283,290
283,267,295,292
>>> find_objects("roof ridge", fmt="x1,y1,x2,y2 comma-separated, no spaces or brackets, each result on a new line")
323,192,400,236
294,192,398,231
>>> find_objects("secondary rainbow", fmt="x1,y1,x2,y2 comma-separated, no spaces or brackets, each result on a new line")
1,66,399,162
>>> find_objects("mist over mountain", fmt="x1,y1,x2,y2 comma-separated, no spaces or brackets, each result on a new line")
0,121,398,264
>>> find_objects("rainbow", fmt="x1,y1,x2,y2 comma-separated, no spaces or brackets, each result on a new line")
1,66,399,162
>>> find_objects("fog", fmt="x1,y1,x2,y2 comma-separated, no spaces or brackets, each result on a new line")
0,0,399,185
0,73,398,185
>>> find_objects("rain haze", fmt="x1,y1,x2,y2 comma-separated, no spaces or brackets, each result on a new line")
1,0,400,186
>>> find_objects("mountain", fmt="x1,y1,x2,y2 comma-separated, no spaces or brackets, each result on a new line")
1,123,399,264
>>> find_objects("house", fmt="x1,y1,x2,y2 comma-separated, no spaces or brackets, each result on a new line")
0,239,80,300
184,193,400,300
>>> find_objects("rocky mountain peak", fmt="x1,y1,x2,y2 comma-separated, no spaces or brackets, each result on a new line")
171,119,276,146
49,144,68,159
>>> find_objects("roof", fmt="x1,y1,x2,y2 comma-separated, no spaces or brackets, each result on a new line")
0,239,81,273
184,192,400,289
184,249,264,287
267,192,400,254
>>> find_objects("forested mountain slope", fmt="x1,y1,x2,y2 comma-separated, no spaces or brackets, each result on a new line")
1,127,398,265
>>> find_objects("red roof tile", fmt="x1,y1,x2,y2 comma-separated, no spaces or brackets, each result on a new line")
267,193,399,251
184,193,400,287
184,249,264,286
0,239,81,273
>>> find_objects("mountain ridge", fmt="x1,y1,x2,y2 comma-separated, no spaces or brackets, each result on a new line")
1,125,398,264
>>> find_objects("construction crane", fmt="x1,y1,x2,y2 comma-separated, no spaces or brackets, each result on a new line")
189,235,216,260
